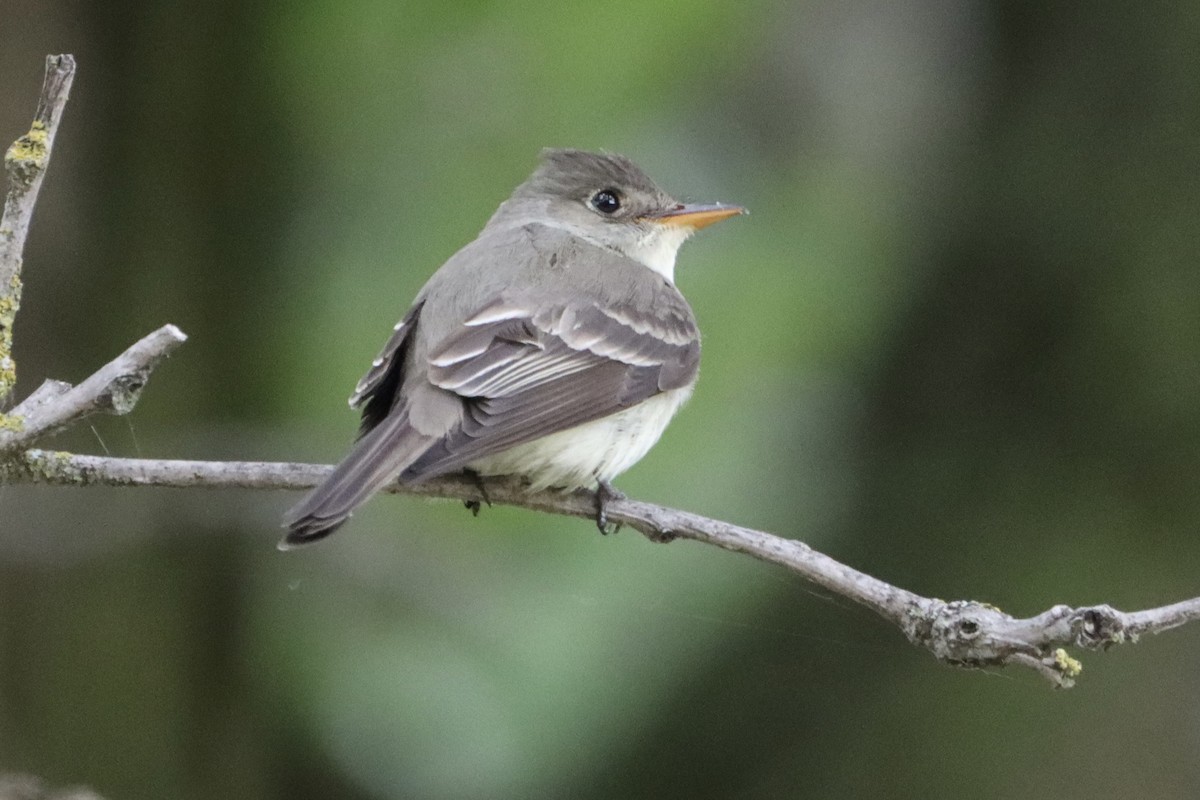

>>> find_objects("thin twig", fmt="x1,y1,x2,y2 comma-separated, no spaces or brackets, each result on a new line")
4,446,1199,687
0,325,187,453
0,54,76,401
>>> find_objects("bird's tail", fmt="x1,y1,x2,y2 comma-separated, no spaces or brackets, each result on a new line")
280,409,429,549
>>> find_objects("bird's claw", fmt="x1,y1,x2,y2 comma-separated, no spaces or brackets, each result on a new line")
594,480,625,534
462,469,492,517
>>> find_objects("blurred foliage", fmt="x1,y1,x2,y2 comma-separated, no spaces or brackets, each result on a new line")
2,1,1200,798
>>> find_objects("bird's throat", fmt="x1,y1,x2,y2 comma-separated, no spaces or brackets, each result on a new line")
623,225,693,283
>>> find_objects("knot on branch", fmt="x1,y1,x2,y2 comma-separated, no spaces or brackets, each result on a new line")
904,599,1019,667
1071,604,1131,649
107,371,148,415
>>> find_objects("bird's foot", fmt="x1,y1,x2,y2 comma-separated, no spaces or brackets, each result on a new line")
594,480,625,534
462,469,492,517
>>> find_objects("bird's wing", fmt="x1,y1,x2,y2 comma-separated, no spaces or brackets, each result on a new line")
402,291,699,478
348,301,424,435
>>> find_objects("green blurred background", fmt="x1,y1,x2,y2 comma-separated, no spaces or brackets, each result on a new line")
3,2,1200,798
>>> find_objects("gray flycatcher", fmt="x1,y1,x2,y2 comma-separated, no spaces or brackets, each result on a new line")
282,149,744,547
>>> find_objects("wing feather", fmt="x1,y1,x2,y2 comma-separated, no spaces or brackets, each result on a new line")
350,301,424,435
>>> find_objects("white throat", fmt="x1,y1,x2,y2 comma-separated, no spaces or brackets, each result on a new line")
620,224,693,283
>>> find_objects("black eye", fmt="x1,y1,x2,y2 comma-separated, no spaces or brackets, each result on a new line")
590,189,621,214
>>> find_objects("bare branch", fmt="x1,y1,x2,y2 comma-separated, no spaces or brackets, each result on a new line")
3,446,1198,688
0,325,187,454
0,54,77,401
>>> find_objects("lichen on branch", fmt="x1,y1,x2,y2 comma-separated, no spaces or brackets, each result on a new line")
0,54,76,401
4,120,50,186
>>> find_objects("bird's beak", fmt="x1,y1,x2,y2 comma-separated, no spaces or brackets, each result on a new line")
647,203,746,230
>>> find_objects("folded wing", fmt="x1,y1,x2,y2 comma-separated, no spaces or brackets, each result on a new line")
401,294,699,478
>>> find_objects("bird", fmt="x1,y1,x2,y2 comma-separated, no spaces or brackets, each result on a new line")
282,149,744,547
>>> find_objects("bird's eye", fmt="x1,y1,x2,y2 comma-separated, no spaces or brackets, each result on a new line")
590,189,621,215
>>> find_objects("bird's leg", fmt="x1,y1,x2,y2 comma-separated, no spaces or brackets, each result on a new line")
462,469,492,517
594,480,625,534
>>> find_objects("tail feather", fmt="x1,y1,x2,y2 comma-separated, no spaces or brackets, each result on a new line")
281,409,431,549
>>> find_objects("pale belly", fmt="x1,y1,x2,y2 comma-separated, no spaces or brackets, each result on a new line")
467,387,692,490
